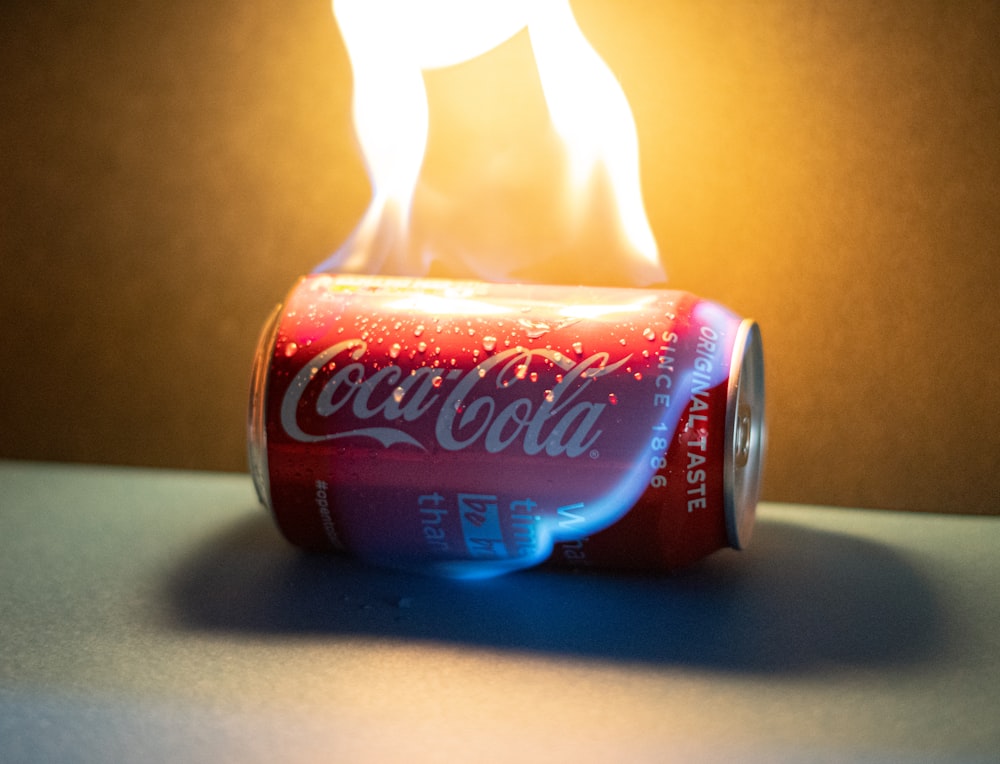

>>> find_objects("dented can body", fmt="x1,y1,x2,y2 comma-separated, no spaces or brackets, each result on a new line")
249,274,764,578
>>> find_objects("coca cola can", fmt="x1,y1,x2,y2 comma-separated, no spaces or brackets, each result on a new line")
248,274,764,578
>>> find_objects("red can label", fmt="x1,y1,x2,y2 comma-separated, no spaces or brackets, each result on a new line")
252,274,761,577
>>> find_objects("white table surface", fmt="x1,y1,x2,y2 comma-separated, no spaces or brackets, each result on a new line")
1,460,997,762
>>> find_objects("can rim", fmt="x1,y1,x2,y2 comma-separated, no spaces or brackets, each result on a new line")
248,301,283,517
723,319,766,550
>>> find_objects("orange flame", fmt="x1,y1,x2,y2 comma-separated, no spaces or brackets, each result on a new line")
316,0,664,287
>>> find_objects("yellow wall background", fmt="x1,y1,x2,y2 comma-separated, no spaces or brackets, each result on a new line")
1,1,997,513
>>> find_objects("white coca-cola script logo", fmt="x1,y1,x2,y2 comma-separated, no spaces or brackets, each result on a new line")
280,340,631,457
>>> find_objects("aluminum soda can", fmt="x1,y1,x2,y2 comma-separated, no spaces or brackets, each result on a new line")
248,274,765,578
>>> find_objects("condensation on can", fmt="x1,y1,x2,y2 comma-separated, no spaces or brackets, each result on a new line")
248,274,764,578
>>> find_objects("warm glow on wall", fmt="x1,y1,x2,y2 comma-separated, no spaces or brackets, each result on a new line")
0,1,996,515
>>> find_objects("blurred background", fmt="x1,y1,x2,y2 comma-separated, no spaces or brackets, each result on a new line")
1,0,997,514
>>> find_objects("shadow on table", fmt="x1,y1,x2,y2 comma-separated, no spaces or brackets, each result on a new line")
167,512,942,673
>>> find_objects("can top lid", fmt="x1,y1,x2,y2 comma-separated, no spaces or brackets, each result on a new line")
723,320,766,550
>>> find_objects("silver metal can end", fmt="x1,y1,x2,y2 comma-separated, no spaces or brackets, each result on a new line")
248,302,282,515
723,319,766,550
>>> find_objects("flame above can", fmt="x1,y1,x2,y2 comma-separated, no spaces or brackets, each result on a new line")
315,0,664,287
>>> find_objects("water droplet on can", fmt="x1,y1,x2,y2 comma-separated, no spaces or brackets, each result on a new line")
482,336,497,352
389,343,402,359
284,341,298,357
572,341,584,356
642,327,656,341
